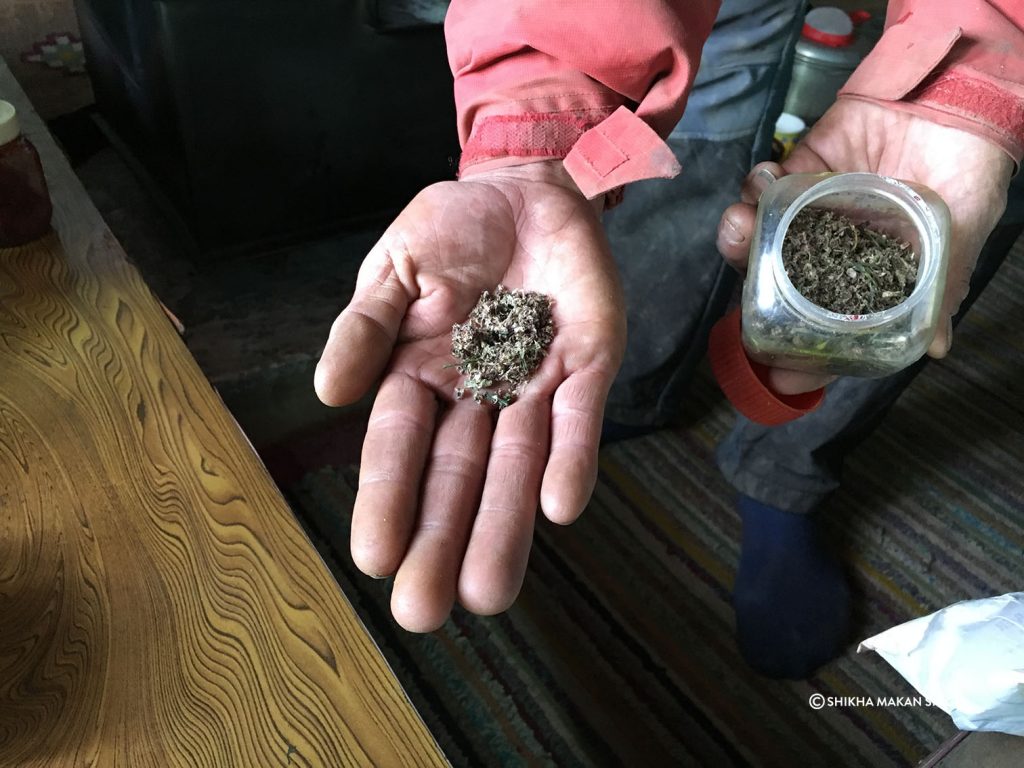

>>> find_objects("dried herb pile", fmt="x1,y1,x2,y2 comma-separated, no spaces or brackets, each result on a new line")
782,207,918,315
450,285,554,408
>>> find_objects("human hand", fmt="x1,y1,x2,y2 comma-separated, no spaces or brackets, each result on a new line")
717,99,1014,371
315,161,625,631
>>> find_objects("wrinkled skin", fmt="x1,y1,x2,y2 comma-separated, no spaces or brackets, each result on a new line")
315,161,626,631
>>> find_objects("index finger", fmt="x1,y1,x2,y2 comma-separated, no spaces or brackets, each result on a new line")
350,372,437,578
717,163,788,272
740,162,785,205
717,201,758,273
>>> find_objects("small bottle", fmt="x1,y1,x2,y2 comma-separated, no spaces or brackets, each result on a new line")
782,7,879,125
0,99,54,247
742,172,951,378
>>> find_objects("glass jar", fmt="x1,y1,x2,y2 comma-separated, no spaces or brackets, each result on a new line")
0,100,53,247
742,172,951,378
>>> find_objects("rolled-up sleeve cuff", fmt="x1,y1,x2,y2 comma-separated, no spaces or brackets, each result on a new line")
460,106,683,200
838,8,1024,169
458,107,614,174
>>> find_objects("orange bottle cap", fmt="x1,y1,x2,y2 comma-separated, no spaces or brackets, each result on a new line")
708,309,825,426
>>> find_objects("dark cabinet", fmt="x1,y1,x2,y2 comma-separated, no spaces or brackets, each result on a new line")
76,0,458,252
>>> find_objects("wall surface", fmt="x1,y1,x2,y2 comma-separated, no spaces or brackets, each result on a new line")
1,0,93,118
0,1,890,121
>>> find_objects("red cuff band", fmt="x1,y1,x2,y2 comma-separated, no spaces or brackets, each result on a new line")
708,310,825,426
458,111,612,175
911,71,1024,162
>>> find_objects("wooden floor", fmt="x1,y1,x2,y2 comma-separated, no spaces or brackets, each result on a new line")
0,58,447,767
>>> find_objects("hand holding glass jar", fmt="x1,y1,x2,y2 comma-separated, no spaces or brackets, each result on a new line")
741,170,951,378
712,98,1013,425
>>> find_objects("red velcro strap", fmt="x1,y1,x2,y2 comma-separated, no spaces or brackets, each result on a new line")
458,111,611,175
564,106,681,199
708,309,825,426
912,71,1024,157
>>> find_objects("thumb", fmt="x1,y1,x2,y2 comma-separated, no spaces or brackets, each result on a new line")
314,243,415,406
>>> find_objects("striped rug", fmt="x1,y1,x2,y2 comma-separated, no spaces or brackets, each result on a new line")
282,238,1023,767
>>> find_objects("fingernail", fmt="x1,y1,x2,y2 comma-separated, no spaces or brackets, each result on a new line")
747,167,777,201
720,216,745,246
755,167,777,186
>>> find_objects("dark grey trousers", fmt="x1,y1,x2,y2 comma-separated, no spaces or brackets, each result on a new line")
603,0,1024,512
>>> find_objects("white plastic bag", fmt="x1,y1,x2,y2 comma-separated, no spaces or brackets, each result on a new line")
858,592,1024,736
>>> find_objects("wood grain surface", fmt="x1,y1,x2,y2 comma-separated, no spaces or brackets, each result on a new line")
0,59,447,767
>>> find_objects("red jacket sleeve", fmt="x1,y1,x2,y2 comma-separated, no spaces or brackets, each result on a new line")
839,0,1024,167
445,0,720,198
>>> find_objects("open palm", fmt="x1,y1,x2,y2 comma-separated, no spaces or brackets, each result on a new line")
315,161,625,631
719,99,1014,358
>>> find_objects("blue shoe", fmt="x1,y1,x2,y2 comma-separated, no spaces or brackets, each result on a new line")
733,495,852,679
